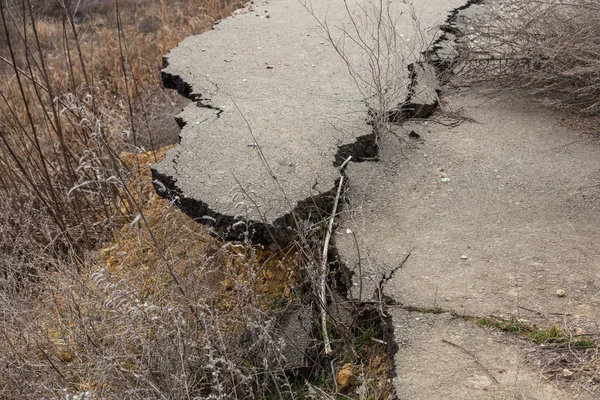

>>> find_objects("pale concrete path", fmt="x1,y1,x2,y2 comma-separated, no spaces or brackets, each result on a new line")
151,0,462,243
337,88,600,398
391,310,585,399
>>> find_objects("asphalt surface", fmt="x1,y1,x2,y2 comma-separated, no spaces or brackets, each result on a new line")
337,85,600,400
151,0,454,243
153,0,371,243
154,0,600,397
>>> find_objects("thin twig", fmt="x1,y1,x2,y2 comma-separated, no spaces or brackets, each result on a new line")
517,305,548,320
442,339,499,384
321,155,352,355
350,230,363,303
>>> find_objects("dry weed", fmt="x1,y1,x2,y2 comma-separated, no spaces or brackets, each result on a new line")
457,0,600,115
0,148,301,399
0,0,243,256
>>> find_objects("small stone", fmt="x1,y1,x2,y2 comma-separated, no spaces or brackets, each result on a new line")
574,327,584,335
460,255,468,260
266,65,274,69
561,369,573,377
337,363,355,391
441,177,451,183
557,289,566,297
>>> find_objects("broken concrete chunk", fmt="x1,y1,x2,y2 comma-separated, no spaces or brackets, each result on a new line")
152,0,373,244
273,304,314,371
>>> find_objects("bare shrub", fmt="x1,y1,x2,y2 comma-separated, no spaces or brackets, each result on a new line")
0,156,302,398
301,0,432,142
457,0,600,115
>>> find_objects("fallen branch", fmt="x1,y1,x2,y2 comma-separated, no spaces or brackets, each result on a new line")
321,155,352,355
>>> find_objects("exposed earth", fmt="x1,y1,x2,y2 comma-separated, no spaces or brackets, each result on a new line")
153,0,600,398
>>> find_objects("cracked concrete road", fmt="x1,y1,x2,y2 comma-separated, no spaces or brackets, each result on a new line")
151,0,462,243
152,0,372,243
152,0,600,397
337,89,600,398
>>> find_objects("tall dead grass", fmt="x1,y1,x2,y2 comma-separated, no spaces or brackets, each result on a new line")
1,136,303,399
0,189,300,398
0,0,240,254
0,1,311,398
457,0,600,115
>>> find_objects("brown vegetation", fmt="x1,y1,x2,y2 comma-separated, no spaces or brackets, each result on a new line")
457,0,600,115
0,1,395,398
0,0,239,257
0,1,302,398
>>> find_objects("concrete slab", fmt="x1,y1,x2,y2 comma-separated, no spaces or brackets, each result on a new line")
337,89,600,325
151,0,464,244
391,310,593,399
153,0,367,244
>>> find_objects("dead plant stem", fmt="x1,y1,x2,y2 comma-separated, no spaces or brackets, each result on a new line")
321,155,351,355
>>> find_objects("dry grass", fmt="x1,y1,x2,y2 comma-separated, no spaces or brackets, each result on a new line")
0,146,302,399
0,1,313,398
456,0,600,115
0,0,242,257
477,316,600,394
0,1,400,398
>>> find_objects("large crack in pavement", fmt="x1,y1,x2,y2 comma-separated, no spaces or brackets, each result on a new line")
339,0,485,305
151,0,461,246
150,0,596,398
